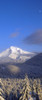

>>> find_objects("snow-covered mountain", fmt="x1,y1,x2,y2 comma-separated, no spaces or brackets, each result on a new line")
0,46,36,63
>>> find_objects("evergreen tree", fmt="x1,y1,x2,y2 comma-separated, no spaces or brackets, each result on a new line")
19,75,30,100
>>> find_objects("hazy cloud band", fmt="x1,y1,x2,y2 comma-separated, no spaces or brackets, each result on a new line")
24,29,42,45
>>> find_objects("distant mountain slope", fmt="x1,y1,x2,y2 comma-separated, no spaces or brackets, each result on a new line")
0,53,42,78
0,46,36,63
24,53,42,66
20,53,42,78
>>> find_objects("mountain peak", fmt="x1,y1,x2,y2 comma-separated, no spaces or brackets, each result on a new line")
9,46,22,54
0,46,36,63
10,46,17,49
10,46,20,50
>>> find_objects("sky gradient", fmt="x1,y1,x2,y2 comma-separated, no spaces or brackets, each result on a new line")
0,0,42,52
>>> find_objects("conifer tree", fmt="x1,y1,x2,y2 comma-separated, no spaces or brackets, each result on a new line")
19,75,30,100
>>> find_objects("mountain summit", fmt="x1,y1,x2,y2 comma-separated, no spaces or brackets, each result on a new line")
0,46,36,63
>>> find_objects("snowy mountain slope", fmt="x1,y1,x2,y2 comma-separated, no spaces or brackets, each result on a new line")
0,46,36,63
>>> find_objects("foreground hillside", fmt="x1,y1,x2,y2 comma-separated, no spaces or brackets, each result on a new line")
0,76,42,100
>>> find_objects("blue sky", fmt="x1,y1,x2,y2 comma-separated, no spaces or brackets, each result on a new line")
0,0,42,52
